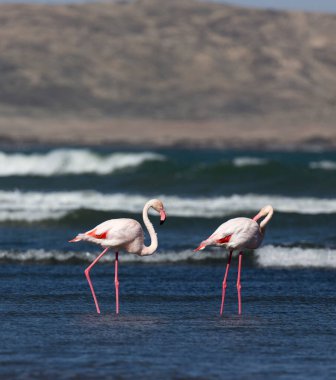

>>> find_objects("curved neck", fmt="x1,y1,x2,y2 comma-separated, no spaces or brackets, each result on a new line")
260,207,274,234
141,202,158,256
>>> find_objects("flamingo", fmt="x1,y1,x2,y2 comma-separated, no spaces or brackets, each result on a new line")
69,199,166,314
194,205,273,315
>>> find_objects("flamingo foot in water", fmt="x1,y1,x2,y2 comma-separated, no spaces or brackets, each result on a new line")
115,252,119,314
237,251,243,315
220,250,233,316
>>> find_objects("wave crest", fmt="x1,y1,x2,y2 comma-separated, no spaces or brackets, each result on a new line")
0,249,219,263
1,246,336,268
232,157,268,167
309,160,336,170
256,245,336,268
0,149,165,176
1,191,336,222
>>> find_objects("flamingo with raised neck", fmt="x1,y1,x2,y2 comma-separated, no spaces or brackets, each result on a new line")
69,199,166,314
194,205,274,315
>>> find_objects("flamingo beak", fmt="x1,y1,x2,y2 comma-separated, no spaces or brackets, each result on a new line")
160,209,166,225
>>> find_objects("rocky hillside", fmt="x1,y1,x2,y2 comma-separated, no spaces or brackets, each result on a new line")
1,0,336,120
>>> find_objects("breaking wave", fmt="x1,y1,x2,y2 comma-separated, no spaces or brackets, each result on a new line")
0,249,220,264
0,191,336,222
0,190,336,222
309,160,336,170
256,245,336,268
0,149,165,176
232,157,268,167
1,246,336,268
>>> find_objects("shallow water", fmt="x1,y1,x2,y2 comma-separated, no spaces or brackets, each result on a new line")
0,147,336,378
1,263,336,379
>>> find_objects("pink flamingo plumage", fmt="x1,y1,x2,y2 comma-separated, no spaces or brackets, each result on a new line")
69,199,166,314
194,205,273,315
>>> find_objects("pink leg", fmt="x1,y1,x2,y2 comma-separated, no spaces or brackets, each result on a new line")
237,251,243,315
84,247,109,314
220,250,233,316
115,252,119,314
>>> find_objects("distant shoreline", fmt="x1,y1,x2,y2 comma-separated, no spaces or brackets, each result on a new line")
0,116,335,151
1,1,336,126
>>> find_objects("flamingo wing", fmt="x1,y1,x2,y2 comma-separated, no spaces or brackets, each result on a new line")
70,218,143,247
217,217,260,249
204,221,237,246
195,217,259,251
216,235,233,244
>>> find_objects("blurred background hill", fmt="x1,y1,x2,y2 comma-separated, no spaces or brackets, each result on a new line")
0,0,336,147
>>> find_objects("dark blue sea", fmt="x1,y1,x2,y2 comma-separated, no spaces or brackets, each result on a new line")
0,147,336,379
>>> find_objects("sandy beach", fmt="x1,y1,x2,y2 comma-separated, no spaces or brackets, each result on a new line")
0,116,335,150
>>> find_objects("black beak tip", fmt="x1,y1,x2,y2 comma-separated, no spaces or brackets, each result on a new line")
160,220,165,225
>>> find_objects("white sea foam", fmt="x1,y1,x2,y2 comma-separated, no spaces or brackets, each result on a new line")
0,249,221,263
0,191,336,222
232,157,268,167
1,246,335,268
255,245,336,268
309,160,336,170
0,149,165,176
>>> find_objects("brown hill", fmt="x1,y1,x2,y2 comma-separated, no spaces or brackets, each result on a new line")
1,0,336,122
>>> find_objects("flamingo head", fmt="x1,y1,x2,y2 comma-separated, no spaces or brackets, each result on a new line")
253,205,274,234
150,199,167,225
252,205,273,222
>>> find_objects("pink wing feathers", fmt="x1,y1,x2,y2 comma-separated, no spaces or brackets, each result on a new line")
216,235,233,245
83,227,109,240
194,217,261,252
69,218,142,247
69,221,111,242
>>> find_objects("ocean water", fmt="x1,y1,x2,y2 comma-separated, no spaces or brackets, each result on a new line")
0,147,336,379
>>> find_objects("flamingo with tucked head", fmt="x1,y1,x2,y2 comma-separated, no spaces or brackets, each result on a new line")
194,205,273,315
70,199,166,314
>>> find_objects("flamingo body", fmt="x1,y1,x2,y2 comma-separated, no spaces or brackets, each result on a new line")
70,199,166,314
195,205,274,315
74,218,146,255
197,217,263,251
